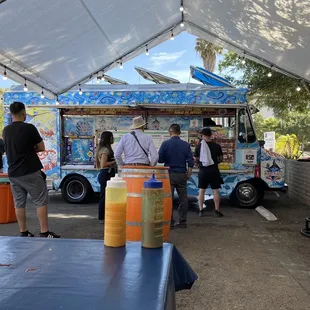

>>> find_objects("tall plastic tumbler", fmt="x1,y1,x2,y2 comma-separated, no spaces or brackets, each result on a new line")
142,173,164,248
104,174,127,247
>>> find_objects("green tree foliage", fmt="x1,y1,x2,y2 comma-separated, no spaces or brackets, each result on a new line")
275,134,301,159
253,113,280,141
253,111,310,151
218,52,310,113
195,39,223,73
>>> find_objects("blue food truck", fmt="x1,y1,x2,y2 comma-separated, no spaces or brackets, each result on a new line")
3,66,285,207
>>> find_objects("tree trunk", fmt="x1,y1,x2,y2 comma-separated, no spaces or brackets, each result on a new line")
203,54,216,72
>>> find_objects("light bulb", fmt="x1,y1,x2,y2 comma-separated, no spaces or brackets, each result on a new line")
180,22,184,28
2,70,7,80
170,33,174,40
180,5,184,11
41,91,45,99
296,86,301,92
146,48,149,56
267,72,272,77
120,62,123,69
241,58,246,64
56,98,59,105
79,89,83,95
23,83,28,92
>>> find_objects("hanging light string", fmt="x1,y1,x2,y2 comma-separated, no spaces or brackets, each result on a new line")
2,66,7,80
23,80,28,92
180,12,185,28
180,0,184,11
78,84,83,95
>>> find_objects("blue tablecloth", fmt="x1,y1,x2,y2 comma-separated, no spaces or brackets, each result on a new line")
0,237,197,310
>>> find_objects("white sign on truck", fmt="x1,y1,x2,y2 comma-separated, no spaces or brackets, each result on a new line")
264,131,276,151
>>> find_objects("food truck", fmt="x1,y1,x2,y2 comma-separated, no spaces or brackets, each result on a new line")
3,67,285,208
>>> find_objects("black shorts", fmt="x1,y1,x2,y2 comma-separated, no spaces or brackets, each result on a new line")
198,166,222,190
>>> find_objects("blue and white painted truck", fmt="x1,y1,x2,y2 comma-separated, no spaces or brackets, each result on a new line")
3,67,285,207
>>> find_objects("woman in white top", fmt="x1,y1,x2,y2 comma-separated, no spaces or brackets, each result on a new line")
96,131,116,224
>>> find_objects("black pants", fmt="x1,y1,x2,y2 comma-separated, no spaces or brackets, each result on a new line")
169,172,188,224
97,169,114,221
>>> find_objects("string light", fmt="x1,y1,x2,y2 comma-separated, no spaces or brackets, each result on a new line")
78,84,83,95
180,1,184,11
120,61,123,69
40,89,45,99
23,80,28,92
2,67,7,80
296,85,301,92
180,22,184,28
241,57,246,64
145,46,149,56
267,71,272,77
55,97,59,105
170,31,174,40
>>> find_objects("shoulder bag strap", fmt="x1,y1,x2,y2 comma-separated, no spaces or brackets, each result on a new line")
130,131,149,158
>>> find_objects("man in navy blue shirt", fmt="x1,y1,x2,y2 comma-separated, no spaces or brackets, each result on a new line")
158,124,194,228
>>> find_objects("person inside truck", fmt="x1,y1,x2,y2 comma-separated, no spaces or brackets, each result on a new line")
96,131,116,224
194,127,224,218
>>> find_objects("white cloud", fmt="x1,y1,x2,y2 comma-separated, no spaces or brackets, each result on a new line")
150,50,186,67
166,69,192,83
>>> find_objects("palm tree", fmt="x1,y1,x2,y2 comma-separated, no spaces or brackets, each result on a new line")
195,38,223,72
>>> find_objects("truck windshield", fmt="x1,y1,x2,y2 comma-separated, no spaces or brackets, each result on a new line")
238,109,256,144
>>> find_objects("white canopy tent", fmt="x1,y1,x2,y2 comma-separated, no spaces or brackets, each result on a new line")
0,0,309,99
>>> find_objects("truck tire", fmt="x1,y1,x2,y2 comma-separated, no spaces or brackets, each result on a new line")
61,175,91,204
230,182,264,208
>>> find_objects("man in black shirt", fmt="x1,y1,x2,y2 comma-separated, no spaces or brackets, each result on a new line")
3,102,60,238
194,127,224,217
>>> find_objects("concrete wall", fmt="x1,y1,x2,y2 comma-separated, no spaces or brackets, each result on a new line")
285,160,310,206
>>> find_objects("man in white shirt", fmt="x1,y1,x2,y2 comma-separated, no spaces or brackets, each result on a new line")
115,116,158,166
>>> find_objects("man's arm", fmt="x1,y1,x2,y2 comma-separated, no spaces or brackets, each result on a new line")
30,125,45,153
149,138,158,166
114,136,125,166
186,144,194,179
35,140,45,153
158,142,166,164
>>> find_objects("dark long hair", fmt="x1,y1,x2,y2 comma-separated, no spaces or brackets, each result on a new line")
96,131,114,168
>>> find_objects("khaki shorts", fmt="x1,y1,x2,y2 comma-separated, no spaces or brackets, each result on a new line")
9,170,48,209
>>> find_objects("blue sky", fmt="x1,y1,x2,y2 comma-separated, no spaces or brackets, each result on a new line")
0,32,225,89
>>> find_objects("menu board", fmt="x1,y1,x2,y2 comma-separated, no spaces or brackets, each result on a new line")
96,130,188,151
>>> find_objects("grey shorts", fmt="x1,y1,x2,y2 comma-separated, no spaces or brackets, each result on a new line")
9,170,48,209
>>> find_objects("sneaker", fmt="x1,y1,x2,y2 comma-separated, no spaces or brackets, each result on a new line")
214,210,224,217
39,231,61,238
175,222,187,228
20,230,34,237
198,210,204,217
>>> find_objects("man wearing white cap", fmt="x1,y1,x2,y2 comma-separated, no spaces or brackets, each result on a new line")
115,116,158,166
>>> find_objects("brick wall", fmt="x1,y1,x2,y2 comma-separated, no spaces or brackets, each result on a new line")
285,160,310,206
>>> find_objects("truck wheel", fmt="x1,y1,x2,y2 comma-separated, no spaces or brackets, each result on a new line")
61,175,91,204
230,182,263,208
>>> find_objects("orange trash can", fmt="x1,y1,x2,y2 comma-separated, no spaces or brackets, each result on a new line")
0,173,17,224
120,166,172,242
